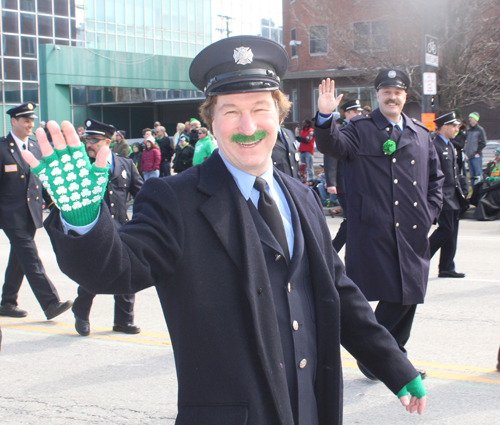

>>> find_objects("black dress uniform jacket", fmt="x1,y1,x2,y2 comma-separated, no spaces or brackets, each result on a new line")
272,128,300,180
432,136,467,211
44,152,417,425
315,109,444,305
0,133,44,229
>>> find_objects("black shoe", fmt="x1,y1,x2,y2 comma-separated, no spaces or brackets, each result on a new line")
416,369,427,379
357,361,379,381
75,316,90,336
44,300,73,320
0,303,27,317
438,270,465,278
112,323,141,334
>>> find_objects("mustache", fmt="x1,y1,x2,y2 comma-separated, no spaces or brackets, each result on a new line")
385,100,401,106
230,130,268,144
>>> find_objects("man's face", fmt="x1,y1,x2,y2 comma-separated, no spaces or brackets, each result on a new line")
441,123,459,140
185,122,191,132
116,133,122,142
212,91,280,176
157,128,165,138
376,87,407,121
468,117,477,127
83,137,111,159
345,109,362,122
11,117,35,140
198,129,207,139
143,130,152,139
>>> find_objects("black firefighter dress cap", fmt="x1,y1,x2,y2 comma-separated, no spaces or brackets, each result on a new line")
341,99,363,112
84,118,116,139
189,35,289,96
7,102,38,119
374,69,411,91
434,112,461,127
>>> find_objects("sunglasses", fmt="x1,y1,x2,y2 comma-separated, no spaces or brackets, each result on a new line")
82,137,108,144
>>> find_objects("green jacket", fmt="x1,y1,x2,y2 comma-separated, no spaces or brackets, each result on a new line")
192,135,215,165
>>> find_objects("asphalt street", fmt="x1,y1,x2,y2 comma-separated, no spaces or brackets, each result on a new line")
0,211,499,424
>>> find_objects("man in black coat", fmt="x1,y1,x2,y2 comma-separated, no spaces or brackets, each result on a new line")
71,118,144,336
23,38,426,423
429,112,468,278
271,127,301,181
314,70,444,380
0,103,72,320
157,126,175,177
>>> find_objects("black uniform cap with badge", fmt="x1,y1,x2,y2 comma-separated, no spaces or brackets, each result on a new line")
374,69,411,91
189,35,289,96
341,99,363,112
433,112,460,128
82,118,116,144
7,102,38,119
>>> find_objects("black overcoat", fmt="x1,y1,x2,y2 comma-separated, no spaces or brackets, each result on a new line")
315,109,444,305
45,152,417,425
272,128,300,180
0,133,44,229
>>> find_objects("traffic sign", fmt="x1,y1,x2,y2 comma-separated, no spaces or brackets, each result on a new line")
425,35,439,67
423,72,437,95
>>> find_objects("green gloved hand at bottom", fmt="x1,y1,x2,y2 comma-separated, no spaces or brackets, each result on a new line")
397,374,426,399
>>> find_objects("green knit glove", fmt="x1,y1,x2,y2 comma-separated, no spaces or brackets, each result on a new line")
397,375,427,399
31,143,109,226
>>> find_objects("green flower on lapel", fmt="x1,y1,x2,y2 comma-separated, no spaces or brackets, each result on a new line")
383,139,396,155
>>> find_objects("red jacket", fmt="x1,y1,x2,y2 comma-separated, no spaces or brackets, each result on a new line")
140,147,161,172
298,127,315,154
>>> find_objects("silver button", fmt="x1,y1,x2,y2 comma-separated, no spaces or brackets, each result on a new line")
413,181,417,186
109,191,113,194
275,253,282,261
36,185,39,189
291,166,294,169
413,225,417,229
392,158,397,163
111,214,114,218
111,203,115,207
395,201,399,206
411,160,415,165
274,161,277,165
287,283,291,292
394,179,398,184
413,202,418,207
396,222,400,227
36,197,39,200
292,320,299,331
299,359,307,369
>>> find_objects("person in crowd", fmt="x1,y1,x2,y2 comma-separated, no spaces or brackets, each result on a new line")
362,105,372,115
73,119,143,336
173,122,185,146
470,147,500,221
154,121,161,133
314,69,444,381
156,126,175,177
173,135,195,173
23,37,426,424
130,143,142,173
192,127,215,165
450,118,468,195
0,102,72,320
484,147,500,181
111,130,130,158
296,119,315,184
465,112,487,190
428,112,468,278
181,121,191,138
139,136,161,180
142,128,152,147
272,125,301,181
76,126,85,138
188,119,201,147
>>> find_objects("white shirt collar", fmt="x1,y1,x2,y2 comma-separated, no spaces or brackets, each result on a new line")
10,131,29,152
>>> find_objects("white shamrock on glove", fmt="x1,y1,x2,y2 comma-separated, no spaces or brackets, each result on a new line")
96,176,107,185
61,154,71,163
82,199,91,206
76,159,87,168
59,195,70,203
53,176,63,185
61,204,72,212
66,172,77,181
72,201,82,210
92,186,103,194
70,193,81,202
73,151,83,160
68,182,79,191
49,160,59,168
79,168,89,177
51,168,62,176
56,186,67,195
92,195,101,203
63,163,74,172
81,188,91,197
81,178,91,187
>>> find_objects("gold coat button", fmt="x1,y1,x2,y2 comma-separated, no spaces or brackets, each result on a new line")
36,185,39,189
395,201,399,205
20,175,25,179
413,225,417,229
275,253,282,261
394,179,398,184
299,359,307,369
396,222,400,227
413,202,418,207
27,198,29,201
36,197,39,200
292,320,299,331
287,283,291,292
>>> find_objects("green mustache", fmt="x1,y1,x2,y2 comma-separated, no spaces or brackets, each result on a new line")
230,130,268,144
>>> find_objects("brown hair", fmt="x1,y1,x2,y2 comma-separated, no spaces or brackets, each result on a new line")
199,90,292,130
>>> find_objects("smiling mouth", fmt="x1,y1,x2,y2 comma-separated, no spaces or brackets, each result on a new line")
230,130,268,147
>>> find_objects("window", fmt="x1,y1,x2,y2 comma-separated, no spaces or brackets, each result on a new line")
38,15,53,37
291,28,297,57
353,21,389,52
309,25,327,55
292,90,298,122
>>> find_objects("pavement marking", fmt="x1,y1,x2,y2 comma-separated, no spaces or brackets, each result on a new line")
3,317,500,386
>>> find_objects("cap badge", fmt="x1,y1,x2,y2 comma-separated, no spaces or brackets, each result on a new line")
355,100,360,104
233,47,253,65
388,70,397,78
121,170,127,179
27,103,34,110
86,120,92,127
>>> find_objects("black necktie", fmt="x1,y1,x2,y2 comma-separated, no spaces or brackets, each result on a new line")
254,177,290,262
392,124,402,143
22,143,26,150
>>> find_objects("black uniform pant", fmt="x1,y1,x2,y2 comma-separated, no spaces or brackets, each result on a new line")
429,209,459,272
1,223,59,310
72,285,135,325
332,193,347,253
374,301,417,354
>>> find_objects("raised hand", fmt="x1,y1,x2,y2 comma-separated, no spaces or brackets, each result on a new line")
22,121,110,226
317,78,343,115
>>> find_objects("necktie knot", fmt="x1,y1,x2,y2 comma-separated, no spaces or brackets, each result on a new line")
254,176,268,193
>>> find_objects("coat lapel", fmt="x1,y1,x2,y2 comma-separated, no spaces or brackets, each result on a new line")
6,133,29,174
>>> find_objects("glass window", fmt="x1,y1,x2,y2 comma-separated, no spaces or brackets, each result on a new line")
70,19,77,39
127,25,135,35
188,0,194,33
38,37,53,46
291,28,297,57
172,41,179,56
180,42,187,56
188,33,195,42
104,87,115,103
21,0,35,12
85,0,94,20
86,20,95,31
5,82,21,103
180,32,187,42
70,0,75,17
22,82,38,102
146,28,153,38
22,59,37,80
117,25,125,35
131,88,145,102
96,33,105,49
88,87,103,104
163,40,171,55
106,23,115,34
126,36,135,52
262,27,269,38
145,38,153,53
20,13,36,35
3,0,18,10
4,58,20,80
55,39,69,46
155,39,161,53
136,37,144,52
106,34,116,50
21,36,36,58
162,0,170,30
188,43,195,56
309,25,327,54
117,87,131,102
106,0,115,22
171,0,179,31
72,86,87,105
85,32,95,48
38,15,53,37
3,35,19,57
54,0,69,17
96,22,105,32
164,30,171,40
292,90,298,122
155,29,162,38
95,1,104,21
154,0,162,28
116,0,125,24
353,22,369,52
135,0,144,27
117,35,126,51
2,11,19,33
125,0,134,25
172,31,179,41
38,0,52,14
145,0,153,27
55,17,69,39
136,27,144,37
195,0,202,34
